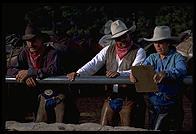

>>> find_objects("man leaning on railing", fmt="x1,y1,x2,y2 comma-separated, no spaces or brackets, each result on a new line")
6,23,79,124
66,20,147,128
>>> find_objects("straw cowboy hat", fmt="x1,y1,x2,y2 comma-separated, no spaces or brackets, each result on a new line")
144,26,180,42
22,23,50,42
108,20,136,39
104,20,113,35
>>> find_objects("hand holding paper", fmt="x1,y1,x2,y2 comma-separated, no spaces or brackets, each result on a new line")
130,65,158,92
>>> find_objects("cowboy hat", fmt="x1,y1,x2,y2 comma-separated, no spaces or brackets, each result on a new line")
98,34,116,47
104,20,113,35
143,26,180,42
108,20,136,40
22,23,50,42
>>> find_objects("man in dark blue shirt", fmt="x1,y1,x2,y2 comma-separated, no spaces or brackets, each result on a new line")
7,24,79,124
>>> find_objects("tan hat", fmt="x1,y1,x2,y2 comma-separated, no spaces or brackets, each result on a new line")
144,26,180,42
108,20,136,39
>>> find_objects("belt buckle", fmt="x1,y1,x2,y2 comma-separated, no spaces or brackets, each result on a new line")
44,89,53,96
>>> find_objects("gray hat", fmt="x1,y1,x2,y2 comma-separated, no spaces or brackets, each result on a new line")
108,20,136,40
98,34,116,47
144,26,180,42
22,24,50,42
104,20,113,35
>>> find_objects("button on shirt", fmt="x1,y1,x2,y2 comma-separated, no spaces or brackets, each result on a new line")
76,45,146,92
143,50,187,105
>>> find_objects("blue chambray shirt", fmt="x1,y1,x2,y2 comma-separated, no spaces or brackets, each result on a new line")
143,50,187,106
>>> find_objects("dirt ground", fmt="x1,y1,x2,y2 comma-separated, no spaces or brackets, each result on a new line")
5,84,193,131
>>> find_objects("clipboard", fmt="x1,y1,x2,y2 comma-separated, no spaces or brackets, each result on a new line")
131,65,158,92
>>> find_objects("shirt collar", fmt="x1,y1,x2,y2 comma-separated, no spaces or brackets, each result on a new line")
155,50,175,59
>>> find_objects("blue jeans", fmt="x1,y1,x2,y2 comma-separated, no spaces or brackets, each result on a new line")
148,102,184,131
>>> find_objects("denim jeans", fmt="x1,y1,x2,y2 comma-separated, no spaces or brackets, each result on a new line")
148,102,184,131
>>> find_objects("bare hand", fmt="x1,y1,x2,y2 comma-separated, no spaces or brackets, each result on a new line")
106,71,120,78
25,77,37,87
66,72,80,81
16,70,29,83
153,71,166,84
129,72,137,83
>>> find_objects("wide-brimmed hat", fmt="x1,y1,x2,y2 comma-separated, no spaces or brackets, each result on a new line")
144,26,180,42
22,24,50,42
104,20,113,35
108,20,136,40
98,34,116,47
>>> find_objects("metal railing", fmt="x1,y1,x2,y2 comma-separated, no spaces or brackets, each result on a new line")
5,75,192,85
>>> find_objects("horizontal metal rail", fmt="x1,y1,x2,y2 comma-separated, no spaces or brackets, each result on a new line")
5,75,192,85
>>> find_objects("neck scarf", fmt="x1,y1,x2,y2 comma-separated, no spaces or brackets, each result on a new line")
29,46,45,69
115,41,133,60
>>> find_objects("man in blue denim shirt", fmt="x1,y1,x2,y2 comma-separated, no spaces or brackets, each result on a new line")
130,26,187,130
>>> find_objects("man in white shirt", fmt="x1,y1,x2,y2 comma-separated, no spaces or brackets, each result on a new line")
67,20,146,127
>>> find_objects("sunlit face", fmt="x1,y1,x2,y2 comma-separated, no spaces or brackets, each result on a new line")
26,37,42,54
115,33,130,48
154,40,170,56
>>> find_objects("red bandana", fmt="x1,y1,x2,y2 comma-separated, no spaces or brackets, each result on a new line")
115,41,133,60
29,46,45,69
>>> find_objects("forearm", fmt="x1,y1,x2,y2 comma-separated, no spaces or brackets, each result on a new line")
165,68,187,80
165,60,187,80
7,53,26,76
7,67,20,76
